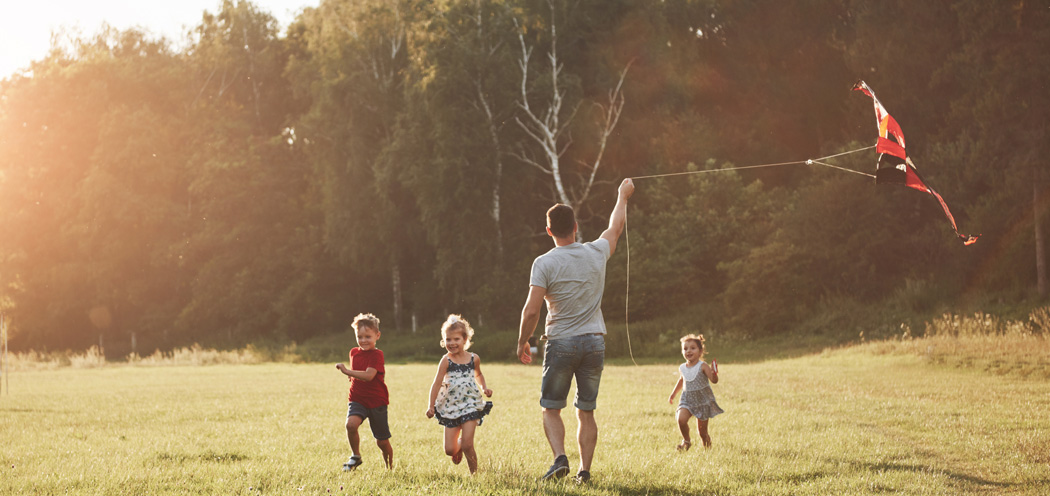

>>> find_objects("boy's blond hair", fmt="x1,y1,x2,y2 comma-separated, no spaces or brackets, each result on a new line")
352,313,380,332
440,314,474,350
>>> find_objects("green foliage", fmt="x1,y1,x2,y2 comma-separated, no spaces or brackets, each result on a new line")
0,27,193,351
380,0,526,320
2,0,1049,355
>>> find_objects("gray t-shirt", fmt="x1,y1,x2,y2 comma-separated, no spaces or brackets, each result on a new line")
529,238,611,339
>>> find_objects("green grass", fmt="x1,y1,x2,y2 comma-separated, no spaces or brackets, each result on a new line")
2,350,1049,495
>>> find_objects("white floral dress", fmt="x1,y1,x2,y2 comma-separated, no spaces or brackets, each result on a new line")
434,353,493,427
678,361,724,420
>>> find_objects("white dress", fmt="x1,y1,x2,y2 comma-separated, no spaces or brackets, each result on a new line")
434,354,493,427
677,361,724,420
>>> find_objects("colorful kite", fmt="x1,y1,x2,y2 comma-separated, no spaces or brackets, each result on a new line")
852,80,979,245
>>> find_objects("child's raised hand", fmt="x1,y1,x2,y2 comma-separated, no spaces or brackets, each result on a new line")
336,363,346,372
483,388,493,398
425,406,435,419
708,359,719,384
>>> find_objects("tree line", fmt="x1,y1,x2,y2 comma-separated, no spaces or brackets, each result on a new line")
1,0,1047,356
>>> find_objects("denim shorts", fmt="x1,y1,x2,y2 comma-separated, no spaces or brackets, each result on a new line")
540,334,605,410
347,402,392,441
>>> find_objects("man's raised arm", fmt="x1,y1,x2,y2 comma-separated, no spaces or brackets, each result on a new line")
599,178,635,254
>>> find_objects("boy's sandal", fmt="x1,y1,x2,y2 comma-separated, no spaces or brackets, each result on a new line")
342,455,363,471
452,450,463,465
676,440,692,452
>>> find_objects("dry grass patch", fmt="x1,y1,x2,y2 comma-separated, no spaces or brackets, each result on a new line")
858,310,1050,379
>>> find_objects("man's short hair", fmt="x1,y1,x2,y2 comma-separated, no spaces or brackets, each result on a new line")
547,204,575,238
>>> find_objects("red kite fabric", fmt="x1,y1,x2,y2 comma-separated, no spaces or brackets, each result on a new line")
852,80,979,246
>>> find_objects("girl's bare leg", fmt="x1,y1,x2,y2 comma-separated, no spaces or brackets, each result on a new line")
444,426,463,463
459,420,479,474
698,419,711,448
676,409,692,451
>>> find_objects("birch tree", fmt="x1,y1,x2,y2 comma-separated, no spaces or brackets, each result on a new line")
466,0,515,262
513,0,631,229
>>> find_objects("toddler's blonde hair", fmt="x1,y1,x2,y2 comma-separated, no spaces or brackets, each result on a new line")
440,314,474,350
680,333,706,355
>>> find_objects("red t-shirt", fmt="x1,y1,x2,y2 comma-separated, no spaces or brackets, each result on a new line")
347,348,389,408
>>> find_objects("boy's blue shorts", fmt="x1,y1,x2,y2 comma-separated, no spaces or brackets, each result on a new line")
347,402,392,441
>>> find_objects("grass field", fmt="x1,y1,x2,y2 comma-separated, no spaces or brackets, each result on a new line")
1,348,1049,495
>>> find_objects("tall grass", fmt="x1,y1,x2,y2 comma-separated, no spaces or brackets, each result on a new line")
860,309,1050,378
4,347,109,371
5,344,269,371
125,344,267,367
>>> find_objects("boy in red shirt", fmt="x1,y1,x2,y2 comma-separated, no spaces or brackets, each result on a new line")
336,313,393,470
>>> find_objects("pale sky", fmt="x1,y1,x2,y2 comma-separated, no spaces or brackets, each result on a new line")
0,1,317,79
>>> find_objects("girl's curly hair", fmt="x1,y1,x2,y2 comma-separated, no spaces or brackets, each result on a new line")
440,314,474,350
680,333,706,355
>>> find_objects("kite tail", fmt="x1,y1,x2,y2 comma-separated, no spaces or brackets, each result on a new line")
927,186,981,245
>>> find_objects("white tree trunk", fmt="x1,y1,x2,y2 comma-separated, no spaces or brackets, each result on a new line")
513,0,630,232
392,263,403,331
472,0,506,262
478,85,506,261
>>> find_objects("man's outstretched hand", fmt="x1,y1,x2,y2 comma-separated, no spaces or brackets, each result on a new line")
619,178,635,200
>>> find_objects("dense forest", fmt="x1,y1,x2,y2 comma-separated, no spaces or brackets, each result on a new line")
1,0,1048,357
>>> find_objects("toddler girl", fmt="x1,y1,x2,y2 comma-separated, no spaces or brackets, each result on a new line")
667,333,722,450
425,315,493,474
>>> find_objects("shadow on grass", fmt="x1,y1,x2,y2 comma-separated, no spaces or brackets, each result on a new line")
393,471,730,496
850,460,1022,490
0,407,63,414
153,450,250,464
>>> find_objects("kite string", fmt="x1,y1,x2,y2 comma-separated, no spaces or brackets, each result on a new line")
808,160,875,178
621,144,876,365
623,206,639,366
631,160,806,180
630,145,876,180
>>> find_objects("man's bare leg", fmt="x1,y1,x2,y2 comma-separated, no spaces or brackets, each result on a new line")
540,408,571,480
576,409,597,472
542,408,566,458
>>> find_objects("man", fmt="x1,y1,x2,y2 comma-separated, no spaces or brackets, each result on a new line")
516,178,634,484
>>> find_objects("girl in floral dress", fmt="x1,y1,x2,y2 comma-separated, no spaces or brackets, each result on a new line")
425,315,493,474
667,333,723,450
